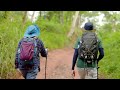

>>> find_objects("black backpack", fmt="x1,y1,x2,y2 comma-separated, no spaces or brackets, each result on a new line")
78,31,99,63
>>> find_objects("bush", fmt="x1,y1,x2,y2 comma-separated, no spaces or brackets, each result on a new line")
98,31,120,79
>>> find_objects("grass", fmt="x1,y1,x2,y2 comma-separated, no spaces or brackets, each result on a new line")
98,31,120,79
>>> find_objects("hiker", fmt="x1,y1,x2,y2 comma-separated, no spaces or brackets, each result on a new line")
71,22,104,79
15,25,47,79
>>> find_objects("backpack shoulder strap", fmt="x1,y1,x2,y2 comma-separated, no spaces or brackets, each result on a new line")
80,33,84,43
33,37,37,47
32,37,38,56
22,37,30,42
93,33,99,42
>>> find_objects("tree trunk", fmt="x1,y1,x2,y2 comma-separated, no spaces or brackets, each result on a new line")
4,11,7,19
76,13,80,28
44,11,46,19
40,11,42,17
60,11,64,24
31,11,35,22
67,11,79,37
112,19,116,32
22,11,27,27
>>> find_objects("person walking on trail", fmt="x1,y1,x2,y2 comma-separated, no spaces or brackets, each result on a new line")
15,25,47,79
71,22,104,79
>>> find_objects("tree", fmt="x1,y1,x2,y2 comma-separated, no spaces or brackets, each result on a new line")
40,11,42,17
76,13,80,28
60,11,64,24
31,11,35,22
22,11,28,27
101,11,120,32
67,11,79,37
4,11,7,19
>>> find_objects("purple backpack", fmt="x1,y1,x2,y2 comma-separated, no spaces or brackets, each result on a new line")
19,37,37,61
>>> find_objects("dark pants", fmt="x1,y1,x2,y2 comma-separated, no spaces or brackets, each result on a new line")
20,68,39,79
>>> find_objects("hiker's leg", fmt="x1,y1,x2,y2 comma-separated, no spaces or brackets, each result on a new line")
26,68,39,79
91,68,97,79
77,68,87,79
20,69,28,79
85,68,97,79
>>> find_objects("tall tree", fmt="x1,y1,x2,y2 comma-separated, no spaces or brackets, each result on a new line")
31,11,35,22
40,11,42,17
4,11,7,19
60,11,64,24
67,11,79,37
22,11,27,27
101,11,120,32
76,13,80,28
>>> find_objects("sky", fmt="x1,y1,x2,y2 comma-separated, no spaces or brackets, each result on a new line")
27,11,106,27
80,13,105,28
27,11,40,23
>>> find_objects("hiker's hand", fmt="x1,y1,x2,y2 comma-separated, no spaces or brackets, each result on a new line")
45,48,48,55
72,70,75,77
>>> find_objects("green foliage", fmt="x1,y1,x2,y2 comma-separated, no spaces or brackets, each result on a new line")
36,17,71,50
0,12,33,78
98,31,120,79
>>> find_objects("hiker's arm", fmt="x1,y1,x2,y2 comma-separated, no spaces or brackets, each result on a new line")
72,49,78,70
97,48,104,62
97,39,104,63
72,37,80,70
15,41,21,69
38,39,47,57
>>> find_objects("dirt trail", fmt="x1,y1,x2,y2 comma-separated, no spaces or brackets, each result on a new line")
19,48,79,79
36,48,80,79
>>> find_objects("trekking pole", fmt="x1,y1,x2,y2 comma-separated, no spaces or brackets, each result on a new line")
45,56,47,79
45,48,48,79
97,66,100,79
97,61,99,79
